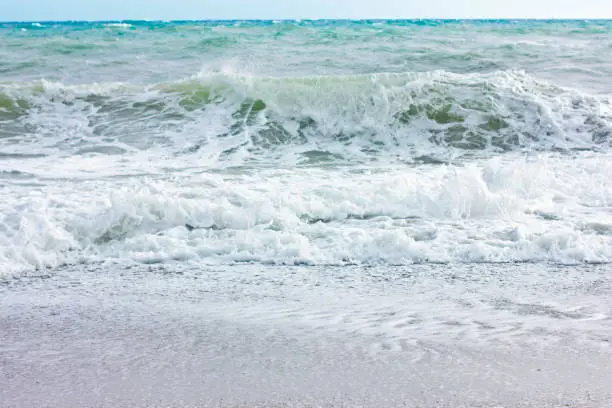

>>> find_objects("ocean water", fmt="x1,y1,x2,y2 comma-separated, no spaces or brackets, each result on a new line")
1,20,611,274
1,20,612,407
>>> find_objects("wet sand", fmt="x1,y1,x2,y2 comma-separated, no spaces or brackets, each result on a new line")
1,264,611,407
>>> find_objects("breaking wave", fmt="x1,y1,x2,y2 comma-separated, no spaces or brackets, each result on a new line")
1,69,610,164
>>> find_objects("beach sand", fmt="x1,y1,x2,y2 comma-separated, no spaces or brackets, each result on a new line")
2,264,611,407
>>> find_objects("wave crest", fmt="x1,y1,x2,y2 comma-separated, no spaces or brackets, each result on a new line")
1,70,610,163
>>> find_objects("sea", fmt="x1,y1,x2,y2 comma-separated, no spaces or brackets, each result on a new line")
1,20,611,407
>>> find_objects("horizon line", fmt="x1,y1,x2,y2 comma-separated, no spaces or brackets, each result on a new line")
3,18,612,24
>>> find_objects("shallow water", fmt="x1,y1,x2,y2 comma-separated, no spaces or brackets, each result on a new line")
1,263,611,407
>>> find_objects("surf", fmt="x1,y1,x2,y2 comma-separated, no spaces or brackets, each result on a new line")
1,69,609,167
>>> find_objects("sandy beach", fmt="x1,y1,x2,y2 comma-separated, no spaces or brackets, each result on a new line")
2,263,610,407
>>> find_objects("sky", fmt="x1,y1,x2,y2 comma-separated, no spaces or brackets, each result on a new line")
1,0,612,21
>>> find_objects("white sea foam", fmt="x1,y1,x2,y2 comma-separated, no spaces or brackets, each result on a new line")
1,67,611,275
1,151,610,275
1,70,609,166
104,23,133,28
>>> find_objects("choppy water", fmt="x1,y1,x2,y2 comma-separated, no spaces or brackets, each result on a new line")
1,20,611,275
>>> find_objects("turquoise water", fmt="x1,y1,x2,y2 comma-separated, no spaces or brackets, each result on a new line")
2,20,612,89
0,20,611,273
